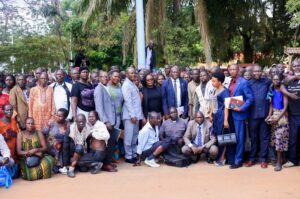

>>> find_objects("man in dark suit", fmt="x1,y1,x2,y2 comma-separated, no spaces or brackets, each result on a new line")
145,40,156,72
162,66,189,119
226,64,254,169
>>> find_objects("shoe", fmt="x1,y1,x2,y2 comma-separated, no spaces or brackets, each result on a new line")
274,164,282,172
102,164,118,172
67,168,75,178
59,166,68,175
144,158,160,168
244,160,255,167
214,160,225,167
90,162,103,174
125,158,136,164
260,162,268,169
207,158,213,164
110,163,118,168
229,164,242,169
52,165,60,174
283,161,295,168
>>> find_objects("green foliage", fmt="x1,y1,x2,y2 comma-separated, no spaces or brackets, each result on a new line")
0,35,68,73
286,0,300,28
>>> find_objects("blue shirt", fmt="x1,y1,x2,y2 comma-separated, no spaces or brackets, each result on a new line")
249,78,272,119
137,122,159,154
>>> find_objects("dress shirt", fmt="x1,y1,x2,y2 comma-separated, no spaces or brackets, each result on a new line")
229,77,239,97
137,122,159,154
193,123,204,146
50,82,72,119
172,78,181,107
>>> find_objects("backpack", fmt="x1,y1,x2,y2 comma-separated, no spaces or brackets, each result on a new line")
163,145,191,168
0,166,12,188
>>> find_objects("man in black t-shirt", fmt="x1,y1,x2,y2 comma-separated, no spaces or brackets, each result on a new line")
284,59,300,168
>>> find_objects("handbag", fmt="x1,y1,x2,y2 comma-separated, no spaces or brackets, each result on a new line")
25,156,41,168
217,128,237,146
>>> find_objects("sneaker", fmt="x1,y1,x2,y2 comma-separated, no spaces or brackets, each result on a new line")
214,159,226,167
283,161,295,168
144,158,160,168
67,167,75,178
59,166,68,175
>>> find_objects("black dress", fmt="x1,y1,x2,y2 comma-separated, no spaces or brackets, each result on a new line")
140,86,163,118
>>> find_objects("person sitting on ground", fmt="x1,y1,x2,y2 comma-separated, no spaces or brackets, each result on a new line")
159,107,188,150
0,134,16,178
181,111,218,163
75,111,110,175
135,112,168,168
17,117,55,181
43,108,70,174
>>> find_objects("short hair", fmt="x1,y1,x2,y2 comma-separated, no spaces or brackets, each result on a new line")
88,110,99,120
2,103,12,111
212,72,225,83
57,108,69,118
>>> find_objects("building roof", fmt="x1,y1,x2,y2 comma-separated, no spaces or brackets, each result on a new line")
285,47,300,55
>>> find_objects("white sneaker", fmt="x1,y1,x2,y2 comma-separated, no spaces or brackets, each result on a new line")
144,158,160,168
283,161,295,168
59,166,68,175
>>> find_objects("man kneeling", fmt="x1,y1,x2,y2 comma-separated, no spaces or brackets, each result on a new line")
135,112,168,168
181,111,218,163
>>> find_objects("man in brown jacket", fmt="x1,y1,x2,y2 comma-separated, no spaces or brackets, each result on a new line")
9,74,29,130
181,111,218,163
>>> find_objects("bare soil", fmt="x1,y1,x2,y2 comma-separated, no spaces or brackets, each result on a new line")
1,161,300,199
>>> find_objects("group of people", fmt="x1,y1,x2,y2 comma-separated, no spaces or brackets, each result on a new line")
0,59,300,182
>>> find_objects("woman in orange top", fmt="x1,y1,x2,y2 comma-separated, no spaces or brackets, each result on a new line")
0,104,19,161
0,83,10,118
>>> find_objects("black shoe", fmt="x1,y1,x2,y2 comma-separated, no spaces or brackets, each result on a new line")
207,158,213,164
52,165,60,174
229,164,242,169
125,158,136,164
90,162,103,174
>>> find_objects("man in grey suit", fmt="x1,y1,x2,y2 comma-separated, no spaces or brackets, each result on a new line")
181,111,218,163
94,71,118,172
122,67,144,163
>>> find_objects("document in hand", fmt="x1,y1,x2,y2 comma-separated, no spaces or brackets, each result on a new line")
224,96,244,109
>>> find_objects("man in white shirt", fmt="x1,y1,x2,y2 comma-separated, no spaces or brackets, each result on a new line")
135,112,168,168
0,134,14,167
50,69,72,120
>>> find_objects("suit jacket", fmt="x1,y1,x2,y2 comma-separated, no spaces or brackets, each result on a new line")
9,85,28,128
231,77,254,120
162,78,189,117
121,78,144,120
94,83,117,126
183,119,216,148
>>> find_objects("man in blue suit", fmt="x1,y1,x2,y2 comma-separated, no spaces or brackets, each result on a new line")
226,64,254,169
162,66,189,119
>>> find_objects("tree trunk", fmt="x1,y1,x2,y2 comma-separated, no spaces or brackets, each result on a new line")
242,34,253,63
194,0,212,67
145,0,155,43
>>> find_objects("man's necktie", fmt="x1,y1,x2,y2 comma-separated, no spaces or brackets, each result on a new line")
197,125,202,146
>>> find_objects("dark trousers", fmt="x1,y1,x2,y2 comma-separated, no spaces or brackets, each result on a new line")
77,150,106,168
227,120,245,165
288,115,300,165
248,118,269,162
103,128,118,165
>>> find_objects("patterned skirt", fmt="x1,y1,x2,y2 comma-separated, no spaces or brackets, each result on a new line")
20,155,55,181
270,109,289,151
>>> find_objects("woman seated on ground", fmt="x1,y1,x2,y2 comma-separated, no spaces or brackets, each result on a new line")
43,108,70,174
0,134,16,178
17,117,55,181
64,112,109,177
0,104,19,178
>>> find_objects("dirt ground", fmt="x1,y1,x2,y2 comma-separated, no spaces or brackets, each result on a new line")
1,161,300,199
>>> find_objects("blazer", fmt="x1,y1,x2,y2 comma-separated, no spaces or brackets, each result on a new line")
94,83,117,126
9,85,28,128
162,78,189,117
183,119,216,148
231,77,254,120
121,78,144,120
